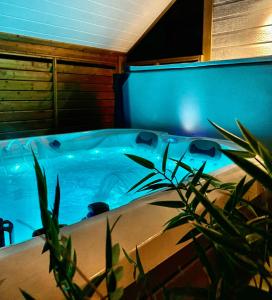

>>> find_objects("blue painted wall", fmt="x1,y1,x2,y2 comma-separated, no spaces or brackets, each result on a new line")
122,57,272,145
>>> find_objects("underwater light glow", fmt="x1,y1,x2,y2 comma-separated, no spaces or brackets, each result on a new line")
179,98,200,133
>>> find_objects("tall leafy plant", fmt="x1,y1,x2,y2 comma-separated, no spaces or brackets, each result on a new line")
21,154,124,300
126,121,272,299
13,121,272,299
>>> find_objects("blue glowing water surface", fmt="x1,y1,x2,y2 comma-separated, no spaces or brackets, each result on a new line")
0,130,233,245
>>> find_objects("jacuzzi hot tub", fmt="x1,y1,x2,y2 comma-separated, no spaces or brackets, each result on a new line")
0,129,234,245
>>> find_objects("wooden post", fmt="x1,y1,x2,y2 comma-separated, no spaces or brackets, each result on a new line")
52,58,58,130
202,0,213,61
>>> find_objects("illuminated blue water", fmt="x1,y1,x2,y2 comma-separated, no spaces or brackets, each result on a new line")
0,129,233,245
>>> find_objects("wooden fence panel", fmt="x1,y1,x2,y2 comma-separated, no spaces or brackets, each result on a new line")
0,55,54,139
0,33,124,139
57,61,115,132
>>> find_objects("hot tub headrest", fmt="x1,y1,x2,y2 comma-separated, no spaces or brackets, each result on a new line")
49,139,61,149
189,139,221,159
136,131,158,147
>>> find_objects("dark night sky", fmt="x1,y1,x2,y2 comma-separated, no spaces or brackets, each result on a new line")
127,0,204,62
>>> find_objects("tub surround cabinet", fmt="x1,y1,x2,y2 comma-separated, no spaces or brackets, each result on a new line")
0,32,126,139
0,163,263,300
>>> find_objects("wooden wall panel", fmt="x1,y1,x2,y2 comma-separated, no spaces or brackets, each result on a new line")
57,61,115,131
0,0,173,52
0,33,125,139
0,55,54,139
211,0,272,60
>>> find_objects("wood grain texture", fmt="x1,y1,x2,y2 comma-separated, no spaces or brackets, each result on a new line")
58,91,114,101
57,82,112,92
212,42,272,60
0,57,52,71
0,69,52,81
0,80,52,90
58,73,113,84
0,110,53,121
0,100,53,111
213,25,272,48
213,0,272,19
57,64,114,76
58,99,114,109
0,91,53,101
213,7,272,34
0,0,173,52
0,34,121,139
0,119,54,132
0,34,123,67
211,0,272,60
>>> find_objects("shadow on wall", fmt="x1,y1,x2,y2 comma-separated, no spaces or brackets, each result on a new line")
58,87,115,132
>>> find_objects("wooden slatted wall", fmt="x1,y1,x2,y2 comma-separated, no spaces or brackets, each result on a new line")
212,0,272,60
0,55,54,139
57,61,115,131
0,33,126,139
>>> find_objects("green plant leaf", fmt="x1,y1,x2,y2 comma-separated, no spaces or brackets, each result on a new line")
33,151,49,230
165,214,191,231
247,215,271,226
106,218,113,271
125,154,155,169
186,162,206,199
193,236,216,284
162,143,170,173
222,149,272,192
135,246,145,281
190,185,240,236
230,252,259,272
170,158,193,173
127,172,157,193
110,215,122,233
139,182,174,192
223,149,255,158
110,287,124,300
20,290,36,300
136,179,163,192
245,233,263,245
171,152,186,180
122,248,135,265
190,179,211,213
176,227,200,244
53,176,60,221
82,272,107,297
194,224,250,254
209,120,252,152
108,270,117,293
258,142,272,175
114,266,124,282
150,200,185,208
224,176,247,213
237,121,261,155
112,243,120,266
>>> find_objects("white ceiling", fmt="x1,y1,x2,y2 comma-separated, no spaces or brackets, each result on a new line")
0,0,174,52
